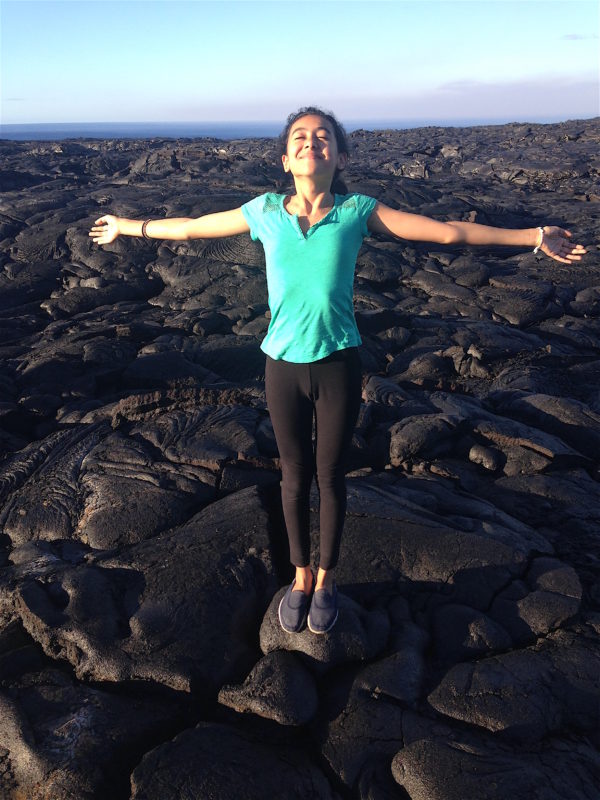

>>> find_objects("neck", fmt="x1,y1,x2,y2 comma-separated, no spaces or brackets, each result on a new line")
288,176,334,211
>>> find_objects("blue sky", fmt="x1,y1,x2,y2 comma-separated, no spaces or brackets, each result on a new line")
1,0,598,125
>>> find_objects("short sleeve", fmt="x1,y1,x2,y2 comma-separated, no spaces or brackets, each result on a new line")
353,194,377,237
241,194,268,242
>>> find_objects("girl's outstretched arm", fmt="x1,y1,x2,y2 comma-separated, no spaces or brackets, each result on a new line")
368,202,587,264
89,207,250,245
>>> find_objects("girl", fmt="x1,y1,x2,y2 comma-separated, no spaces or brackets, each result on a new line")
89,106,586,635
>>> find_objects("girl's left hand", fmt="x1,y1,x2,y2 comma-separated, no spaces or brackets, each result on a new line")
540,226,587,264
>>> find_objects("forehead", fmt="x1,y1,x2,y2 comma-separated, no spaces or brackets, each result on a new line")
289,115,334,135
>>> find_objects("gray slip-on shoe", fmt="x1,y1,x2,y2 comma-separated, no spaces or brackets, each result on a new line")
278,578,313,633
307,582,338,634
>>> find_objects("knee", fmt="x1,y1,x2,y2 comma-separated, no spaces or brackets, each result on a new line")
315,463,346,492
281,460,313,497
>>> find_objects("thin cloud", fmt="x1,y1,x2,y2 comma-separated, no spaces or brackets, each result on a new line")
562,33,600,40
5,97,25,102
438,80,483,92
344,73,599,122
437,74,598,94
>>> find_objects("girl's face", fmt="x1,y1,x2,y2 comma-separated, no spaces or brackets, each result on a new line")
282,114,347,182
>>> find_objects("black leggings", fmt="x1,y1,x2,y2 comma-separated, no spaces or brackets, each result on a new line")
265,347,362,570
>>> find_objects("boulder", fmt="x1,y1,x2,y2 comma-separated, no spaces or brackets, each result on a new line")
260,589,390,674
427,623,600,743
0,668,180,800
130,721,336,800
218,650,318,725
14,488,277,695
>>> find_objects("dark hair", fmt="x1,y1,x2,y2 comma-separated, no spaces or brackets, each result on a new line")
278,106,349,195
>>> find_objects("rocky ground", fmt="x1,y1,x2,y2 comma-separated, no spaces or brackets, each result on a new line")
0,118,599,799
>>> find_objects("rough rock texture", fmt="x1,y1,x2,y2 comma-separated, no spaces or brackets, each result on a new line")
130,721,337,800
259,587,390,674
218,650,319,725
0,119,599,798
9,487,277,695
0,667,183,799
427,622,600,743
391,724,600,800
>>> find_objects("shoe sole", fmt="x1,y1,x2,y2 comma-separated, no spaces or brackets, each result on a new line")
308,609,338,635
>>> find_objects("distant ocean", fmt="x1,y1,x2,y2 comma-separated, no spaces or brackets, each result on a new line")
0,117,577,141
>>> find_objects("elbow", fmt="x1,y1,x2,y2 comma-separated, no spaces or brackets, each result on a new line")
441,223,463,245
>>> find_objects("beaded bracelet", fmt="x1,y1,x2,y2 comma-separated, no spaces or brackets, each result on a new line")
141,219,152,240
533,226,544,254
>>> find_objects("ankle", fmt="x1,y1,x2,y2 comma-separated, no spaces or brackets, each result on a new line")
315,567,334,592
294,566,314,595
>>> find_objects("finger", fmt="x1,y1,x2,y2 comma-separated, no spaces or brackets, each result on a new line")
94,216,108,225
558,250,585,262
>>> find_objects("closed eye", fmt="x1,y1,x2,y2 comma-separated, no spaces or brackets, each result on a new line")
291,129,331,140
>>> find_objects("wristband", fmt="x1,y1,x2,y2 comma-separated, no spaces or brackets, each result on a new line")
533,226,544,254
142,219,152,240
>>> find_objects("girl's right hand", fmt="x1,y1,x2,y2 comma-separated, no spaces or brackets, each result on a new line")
89,215,120,245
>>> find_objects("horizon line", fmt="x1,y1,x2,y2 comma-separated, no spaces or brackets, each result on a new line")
3,114,599,124
2,114,598,133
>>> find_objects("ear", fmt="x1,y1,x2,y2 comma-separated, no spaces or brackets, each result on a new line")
337,152,348,171
282,154,290,173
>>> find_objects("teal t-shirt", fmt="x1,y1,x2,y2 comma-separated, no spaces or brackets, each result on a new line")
241,192,377,362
